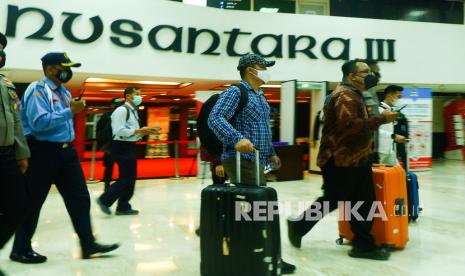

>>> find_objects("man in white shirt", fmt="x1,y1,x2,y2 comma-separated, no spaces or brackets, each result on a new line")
377,85,408,166
97,87,159,216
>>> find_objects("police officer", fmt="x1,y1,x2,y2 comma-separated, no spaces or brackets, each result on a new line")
0,32,30,276
10,52,120,264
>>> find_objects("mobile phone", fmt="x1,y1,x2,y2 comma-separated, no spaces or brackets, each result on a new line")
393,104,407,112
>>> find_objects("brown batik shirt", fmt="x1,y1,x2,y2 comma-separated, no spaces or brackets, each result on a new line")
317,83,387,167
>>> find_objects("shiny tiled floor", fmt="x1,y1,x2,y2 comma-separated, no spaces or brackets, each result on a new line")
1,160,465,276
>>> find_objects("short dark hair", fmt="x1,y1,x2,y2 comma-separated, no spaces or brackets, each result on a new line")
363,59,378,66
124,86,140,98
382,85,403,100
239,67,247,79
341,60,359,81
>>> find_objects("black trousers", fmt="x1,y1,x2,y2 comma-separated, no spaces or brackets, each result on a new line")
0,148,29,249
99,141,136,211
103,151,115,188
293,158,376,250
12,140,95,253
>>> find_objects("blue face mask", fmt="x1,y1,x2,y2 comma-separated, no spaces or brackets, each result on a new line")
132,95,142,106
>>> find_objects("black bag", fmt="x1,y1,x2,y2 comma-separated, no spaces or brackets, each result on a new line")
96,105,130,151
196,83,248,157
200,151,282,276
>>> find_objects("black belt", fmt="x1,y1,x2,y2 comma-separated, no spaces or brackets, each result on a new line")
27,136,71,149
0,145,14,155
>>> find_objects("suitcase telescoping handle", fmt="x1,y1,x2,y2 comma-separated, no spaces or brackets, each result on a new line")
405,140,410,173
235,149,260,186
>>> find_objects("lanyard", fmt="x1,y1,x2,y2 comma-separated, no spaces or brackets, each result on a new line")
52,88,70,107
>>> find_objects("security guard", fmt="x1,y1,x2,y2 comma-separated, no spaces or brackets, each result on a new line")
0,32,30,276
10,52,120,264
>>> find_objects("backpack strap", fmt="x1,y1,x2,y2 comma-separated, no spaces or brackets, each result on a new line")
122,105,131,121
230,83,249,122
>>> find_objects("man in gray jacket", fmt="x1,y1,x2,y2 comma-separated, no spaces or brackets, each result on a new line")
0,32,30,276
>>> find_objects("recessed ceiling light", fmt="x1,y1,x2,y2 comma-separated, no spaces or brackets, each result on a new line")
261,84,282,88
101,89,124,92
85,78,180,86
179,82,193,88
174,98,180,101
259,8,279,13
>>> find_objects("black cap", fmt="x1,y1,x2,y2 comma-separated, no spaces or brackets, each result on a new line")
0,32,7,49
237,53,275,70
41,52,81,67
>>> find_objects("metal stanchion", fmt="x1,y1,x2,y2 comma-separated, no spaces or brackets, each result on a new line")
87,140,99,184
170,140,183,180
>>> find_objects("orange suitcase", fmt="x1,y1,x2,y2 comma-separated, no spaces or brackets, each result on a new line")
336,165,409,249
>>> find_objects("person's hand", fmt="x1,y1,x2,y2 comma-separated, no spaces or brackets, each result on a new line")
135,127,157,136
17,159,28,174
269,155,282,170
215,165,225,178
394,134,407,144
146,126,161,135
382,110,400,123
70,98,86,114
235,139,254,153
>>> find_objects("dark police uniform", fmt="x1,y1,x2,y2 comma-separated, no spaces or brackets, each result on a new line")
0,30,30,259
0,74,30,252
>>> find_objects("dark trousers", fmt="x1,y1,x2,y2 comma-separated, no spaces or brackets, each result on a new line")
0,148,30,249
222,158,266,186
12,140,95,253
99,141,136,211
293,158,376,250
103,152,115,189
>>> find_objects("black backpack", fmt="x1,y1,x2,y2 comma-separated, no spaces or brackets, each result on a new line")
96,105,131,151
196,83,248,157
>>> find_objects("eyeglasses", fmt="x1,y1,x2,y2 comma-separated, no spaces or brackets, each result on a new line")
355,70,371,75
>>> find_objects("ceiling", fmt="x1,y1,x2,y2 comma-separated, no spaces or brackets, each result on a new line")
4,68,465,106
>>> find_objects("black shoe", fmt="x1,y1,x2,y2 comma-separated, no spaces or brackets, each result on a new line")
10,250,47,264
348,247,391,261
115,209,139,216
281,260,296,274
287,218,302,249
82,243,121,259
96,197,111,215
195,227,200,237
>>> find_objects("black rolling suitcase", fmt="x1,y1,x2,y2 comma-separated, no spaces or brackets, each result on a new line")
200,151,282,276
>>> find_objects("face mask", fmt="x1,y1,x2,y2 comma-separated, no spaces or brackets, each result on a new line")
56,69,73,83
256,69,271,84
0,51,6,69
364,73,379,90
392,97,403,107
132,95,142,106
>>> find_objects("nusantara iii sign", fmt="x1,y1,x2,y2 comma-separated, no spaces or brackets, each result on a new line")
4,5,396,62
